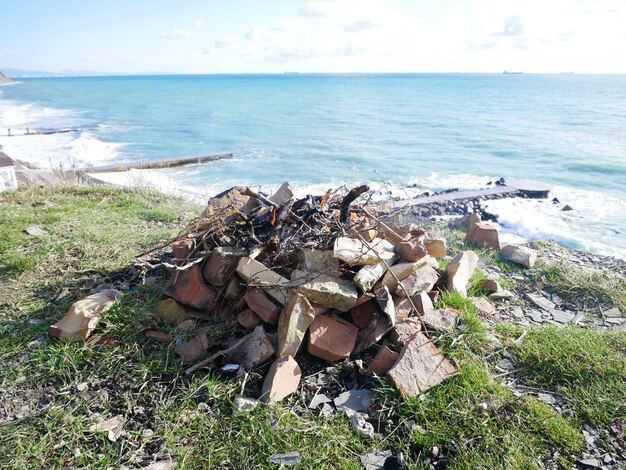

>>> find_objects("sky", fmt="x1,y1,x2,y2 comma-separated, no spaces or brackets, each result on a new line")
1,0,625,74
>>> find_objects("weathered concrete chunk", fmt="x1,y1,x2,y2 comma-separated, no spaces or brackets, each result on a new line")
423,308,458,332
387,332,457,398
471,297,498,316
225,325,275,370
174,333,208,364
446,250,479,297
245,288,281,324
501,244,537,268
203,247,242,286
236,257,289,305
394,265,439,298
299,249,340,273
389,318,422,346
277,293,316,357
381,258,432,292
237,308,262,330
465,222,500,251
395,239,428,262
165,266,219,311
269,182,293,205
423,236,447,258
298,274,358,312
353,261,392,293
333,237,395,266
260,356,301,403
308,315,358,362
369,346,399,375
49,289,122,342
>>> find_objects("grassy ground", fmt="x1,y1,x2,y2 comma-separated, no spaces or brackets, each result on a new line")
1,186,625,469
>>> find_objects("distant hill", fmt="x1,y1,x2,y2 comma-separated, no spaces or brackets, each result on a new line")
0,70,13,85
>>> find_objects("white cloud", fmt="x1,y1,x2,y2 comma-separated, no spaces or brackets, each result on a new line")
0,50,19,57
194,20,204,28
207,0,626,72
159,28,192,39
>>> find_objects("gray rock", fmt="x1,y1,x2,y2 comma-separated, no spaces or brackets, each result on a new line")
577,458,601,468
308,393,331,409
347,410,375,439
526,292,556,311
360,450,393,470
527,310,545,323
233,395,259,412
551,309,575,324
269,451,300,467
333,389,373,412
24,224,46,237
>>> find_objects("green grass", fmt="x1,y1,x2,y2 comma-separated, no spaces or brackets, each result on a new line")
1,186,625,468
0,186,189,279
532,262,625,314
498,325,626,426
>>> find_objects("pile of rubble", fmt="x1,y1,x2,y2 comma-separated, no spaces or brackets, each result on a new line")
48,183,536,404
151,183,490,402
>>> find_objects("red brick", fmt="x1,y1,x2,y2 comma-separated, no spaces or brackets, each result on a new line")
172,238,195,260
350,299,378,327
308,315,358,362
165,265,219,312
203,248,240,287
369,346,399,375
245,288,281,324
465,223,500,251
389,318,422,346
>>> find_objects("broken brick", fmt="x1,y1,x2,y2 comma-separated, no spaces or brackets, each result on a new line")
308,315,358,362
245,288,281,324
165,266,219,312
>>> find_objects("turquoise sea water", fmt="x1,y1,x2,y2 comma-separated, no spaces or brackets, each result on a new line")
0,74,625,257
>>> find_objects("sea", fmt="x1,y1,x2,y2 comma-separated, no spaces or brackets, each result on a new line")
0,74,625,259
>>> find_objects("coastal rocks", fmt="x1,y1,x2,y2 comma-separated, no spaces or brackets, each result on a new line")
465,222,500,251
501,244,537,268
446,250,479,297
49,289,122,342
387,332,457,398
